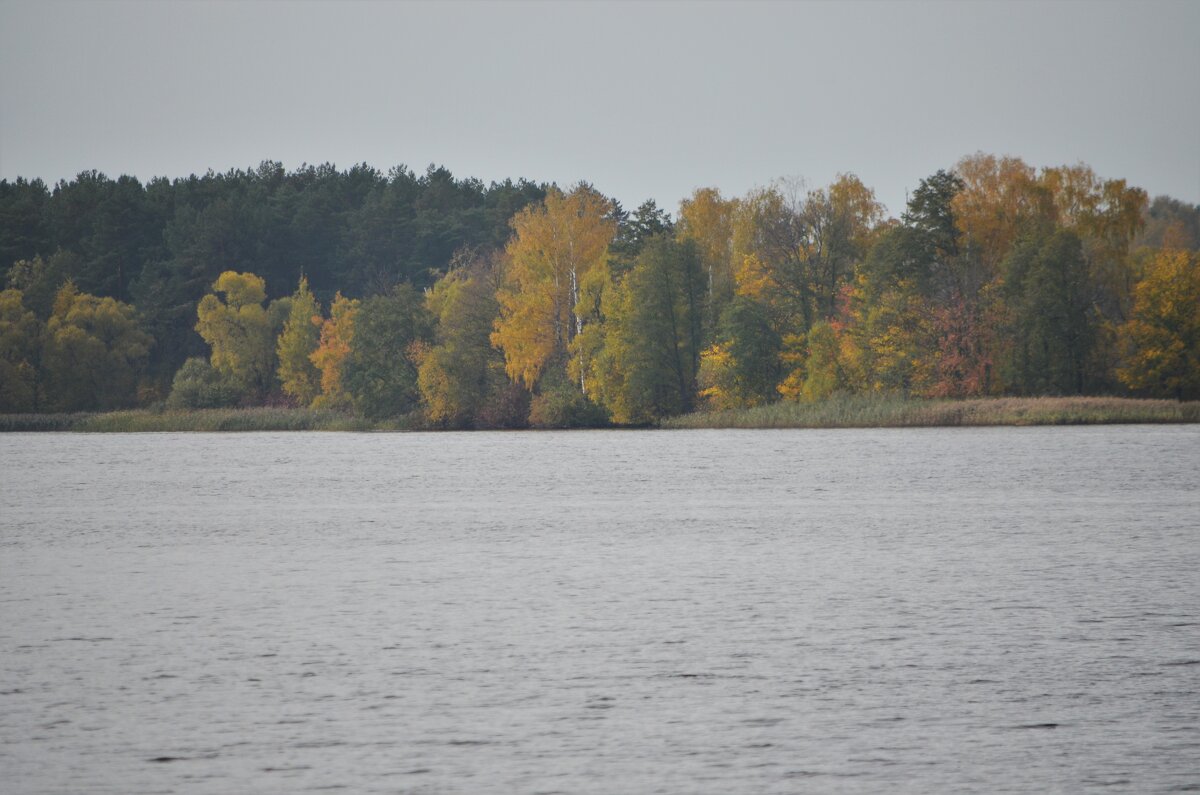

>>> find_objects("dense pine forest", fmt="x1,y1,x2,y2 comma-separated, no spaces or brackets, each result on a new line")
1,155,1198,427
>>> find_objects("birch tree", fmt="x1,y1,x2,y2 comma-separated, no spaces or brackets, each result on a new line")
491,184,616,394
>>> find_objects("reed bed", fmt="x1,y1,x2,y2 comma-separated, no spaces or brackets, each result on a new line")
3,396,1197,433
0,407,378,433
660,395,1200,429
0,413,86,432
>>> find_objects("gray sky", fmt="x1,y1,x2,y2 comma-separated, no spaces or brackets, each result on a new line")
1,0,1197,218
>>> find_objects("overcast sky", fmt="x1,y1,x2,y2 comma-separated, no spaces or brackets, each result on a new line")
1,0,1197,218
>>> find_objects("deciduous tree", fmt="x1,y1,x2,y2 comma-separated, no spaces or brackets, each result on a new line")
276,276,322,406
344,284,433,419
42,283,152,411
195,271,283,399
0,289,41,411
1117,248,1200,399
677,187,737,334
418,262,507,427
1001,230,1095,394
492,184,616,395
593,237,704,423
698,297,781,409
310,292,359,409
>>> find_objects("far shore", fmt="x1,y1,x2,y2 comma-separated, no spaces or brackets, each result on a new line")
2,396,1198,433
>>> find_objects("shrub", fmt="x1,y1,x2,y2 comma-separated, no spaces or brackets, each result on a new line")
166,358,241,409
528,380,609,429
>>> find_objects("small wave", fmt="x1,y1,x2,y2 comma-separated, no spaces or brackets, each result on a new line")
742,717,785,727
148,753,218,762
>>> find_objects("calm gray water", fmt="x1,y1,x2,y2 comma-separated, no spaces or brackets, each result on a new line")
1,427,1198,793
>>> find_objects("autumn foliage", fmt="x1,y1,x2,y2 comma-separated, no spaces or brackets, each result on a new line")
2,154,1197,422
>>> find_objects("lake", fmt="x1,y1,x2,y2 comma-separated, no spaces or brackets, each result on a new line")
1,427,1198,793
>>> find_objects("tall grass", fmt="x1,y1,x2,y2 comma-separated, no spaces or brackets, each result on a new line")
661,395,1200,429
3,396,1198,433
0,413,86,432
0,407,382,433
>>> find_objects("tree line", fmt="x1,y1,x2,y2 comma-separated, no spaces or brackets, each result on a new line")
1,155,1198,423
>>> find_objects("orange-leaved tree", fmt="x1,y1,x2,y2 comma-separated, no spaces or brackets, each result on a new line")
310,292,359,409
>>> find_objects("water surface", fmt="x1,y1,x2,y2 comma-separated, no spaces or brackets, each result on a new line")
2,427,1198,792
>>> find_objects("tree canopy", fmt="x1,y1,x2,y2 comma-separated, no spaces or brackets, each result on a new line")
1,155,1197,424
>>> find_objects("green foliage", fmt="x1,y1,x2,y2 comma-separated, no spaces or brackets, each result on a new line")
798,322,843,402
6,251,76,319
699,297,782,409
1,165,545,392
166,357,241,409
0,288,42,411
1001,230,1094,394
41,283,153,411
609,199,674,277
901,169,964,266
418,264,506,427
47,407,376,432
343,284,434,419
594,237,704,423
3,157,1198,423
0,178,51,274
528,369,609,429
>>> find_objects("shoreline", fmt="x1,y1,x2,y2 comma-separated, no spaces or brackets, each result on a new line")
2,396,1198,433
661,395,1200,430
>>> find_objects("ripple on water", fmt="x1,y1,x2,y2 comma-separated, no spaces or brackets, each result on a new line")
1,426,1198,793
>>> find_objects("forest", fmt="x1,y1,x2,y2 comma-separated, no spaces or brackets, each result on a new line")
1,154,1198,427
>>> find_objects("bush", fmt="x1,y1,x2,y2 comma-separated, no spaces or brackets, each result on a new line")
166,358,241,409
528,380,609,429
474,378,531,429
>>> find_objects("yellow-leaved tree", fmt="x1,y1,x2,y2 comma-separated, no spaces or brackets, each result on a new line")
1117,248,1200,399
276,276,322,406
951,153,1052,284
491,184,616,395
677,187,737,332
195,271,285,400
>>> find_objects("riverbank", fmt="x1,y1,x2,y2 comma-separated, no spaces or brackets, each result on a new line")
661,395,1200,429
0,407,386,433
2,396,1199,432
